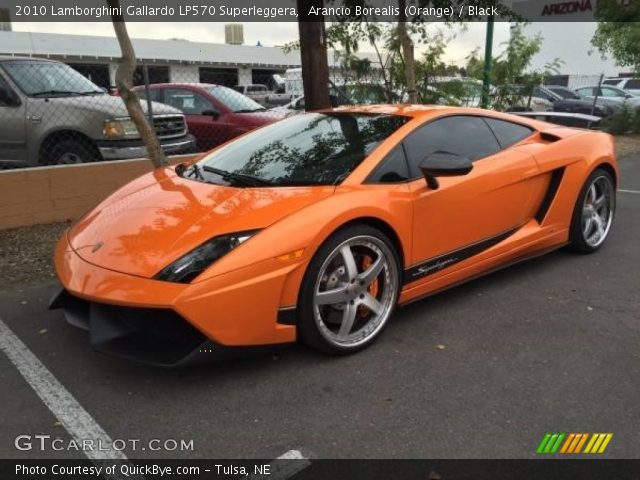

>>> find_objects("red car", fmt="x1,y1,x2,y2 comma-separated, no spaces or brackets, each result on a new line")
135,83,285,151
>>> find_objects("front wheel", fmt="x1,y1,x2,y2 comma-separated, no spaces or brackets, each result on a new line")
41,139,100,165
297,225,400,355
568,168,616,254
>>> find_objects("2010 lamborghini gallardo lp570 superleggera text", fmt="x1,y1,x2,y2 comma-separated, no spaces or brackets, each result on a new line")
51,105,619,366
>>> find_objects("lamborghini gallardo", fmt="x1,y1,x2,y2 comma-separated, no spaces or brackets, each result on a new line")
51,105,618,366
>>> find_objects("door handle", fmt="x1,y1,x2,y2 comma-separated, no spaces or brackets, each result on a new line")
29,115,42,124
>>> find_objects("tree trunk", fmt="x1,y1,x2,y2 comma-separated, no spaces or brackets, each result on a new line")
397,0,417,103
297,0,331,111
108,0,166,168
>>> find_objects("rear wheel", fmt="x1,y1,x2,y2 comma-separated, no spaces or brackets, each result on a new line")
568,168,615,254
297,225,400,355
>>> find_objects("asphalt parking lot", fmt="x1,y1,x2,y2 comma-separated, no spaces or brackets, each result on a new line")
1,156,639,461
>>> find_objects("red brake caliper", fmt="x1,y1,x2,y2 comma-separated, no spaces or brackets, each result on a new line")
358,255,379,317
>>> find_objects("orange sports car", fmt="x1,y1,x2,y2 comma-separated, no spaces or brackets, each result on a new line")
51,105,618,366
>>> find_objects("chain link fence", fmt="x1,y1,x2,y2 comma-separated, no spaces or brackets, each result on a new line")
1,44,639,170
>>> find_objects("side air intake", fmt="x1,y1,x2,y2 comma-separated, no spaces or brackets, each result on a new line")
535,168,565,223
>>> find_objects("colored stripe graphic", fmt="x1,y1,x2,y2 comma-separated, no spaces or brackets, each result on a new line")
584,433,614,454
537,433,565,453
560,434,575,453
537,434,552,454
539,433,613,454
574,433,588,453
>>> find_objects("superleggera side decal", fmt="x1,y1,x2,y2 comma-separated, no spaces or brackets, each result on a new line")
535,167,566,223
404,226,521,285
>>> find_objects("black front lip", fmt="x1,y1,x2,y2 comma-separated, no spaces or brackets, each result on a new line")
49,288,278,367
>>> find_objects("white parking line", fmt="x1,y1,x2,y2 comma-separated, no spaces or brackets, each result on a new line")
247,449,311,480
0,316,308,480
618,189,640,194
0,317,139,480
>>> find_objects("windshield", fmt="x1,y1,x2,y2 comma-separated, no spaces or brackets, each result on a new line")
2,61,104,96
204,85,265,112
195,112,408,187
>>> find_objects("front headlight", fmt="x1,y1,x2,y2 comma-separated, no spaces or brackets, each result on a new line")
154,230,260,284
103,118,139,139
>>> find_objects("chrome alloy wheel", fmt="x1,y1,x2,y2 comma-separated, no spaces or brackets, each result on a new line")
581,175,615,248
312,235,398,349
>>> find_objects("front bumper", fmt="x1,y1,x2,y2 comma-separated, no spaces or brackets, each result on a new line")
52,233,298,365
49,289,275,367
97,134,196,160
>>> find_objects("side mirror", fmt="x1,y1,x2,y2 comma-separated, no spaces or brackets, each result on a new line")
201,109,220,119
419,151,473,190
0,87,20,107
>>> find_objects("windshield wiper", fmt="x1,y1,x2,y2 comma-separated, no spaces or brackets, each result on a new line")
31,90,104,97
31,90,77,97
202,165,273,187
188,164,205,180
233,108,267,113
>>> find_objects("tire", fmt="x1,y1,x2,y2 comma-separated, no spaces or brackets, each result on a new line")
568,168,616,254
297,224,401,355
41,139,100,165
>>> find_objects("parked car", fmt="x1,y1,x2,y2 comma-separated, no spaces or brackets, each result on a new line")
270,96,307,117
136,83,286,151
602,77,640,96
51,106,619,364
233,84,269,104
574,85,640,111
233,84,292,107
496,85,553,112
0,57,195,167
532,85,615,118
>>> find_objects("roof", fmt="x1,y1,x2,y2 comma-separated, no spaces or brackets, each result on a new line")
0,31,382,69
0,55,59,63
332,104,448,117
330,104,553,130
0,31,302,68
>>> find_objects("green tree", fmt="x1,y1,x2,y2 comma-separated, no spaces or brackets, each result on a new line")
285,2,519,105
592,0,640,73
466,24,562,111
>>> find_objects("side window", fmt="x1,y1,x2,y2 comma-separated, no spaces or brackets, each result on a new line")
366,145,410,184
136,88,161,103
626,79,640,89
576,87,593,96
483,118,534,148
601,87,624,98
403,116,501,178
164,89,213,115
0,74,19,107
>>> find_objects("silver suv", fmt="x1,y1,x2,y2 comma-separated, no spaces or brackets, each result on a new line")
0,57,195,167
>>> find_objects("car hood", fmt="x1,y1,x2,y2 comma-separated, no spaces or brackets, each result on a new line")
33,94,181,117
68,168,334,278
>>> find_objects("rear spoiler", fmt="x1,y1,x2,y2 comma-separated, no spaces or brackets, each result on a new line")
509,111,602,130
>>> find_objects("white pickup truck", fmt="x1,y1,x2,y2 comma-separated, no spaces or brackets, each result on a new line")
234,84,292,107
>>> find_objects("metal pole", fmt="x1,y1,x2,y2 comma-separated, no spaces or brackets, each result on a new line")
142,62,153,125
481,15,494,109
591,73,604,117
